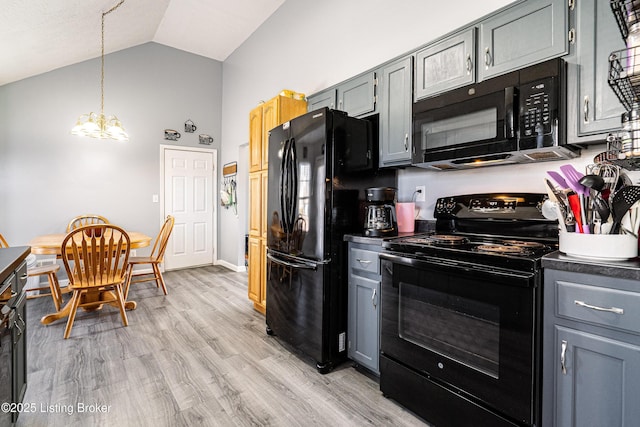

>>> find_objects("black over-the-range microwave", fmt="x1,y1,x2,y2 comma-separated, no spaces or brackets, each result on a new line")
412,58,580,170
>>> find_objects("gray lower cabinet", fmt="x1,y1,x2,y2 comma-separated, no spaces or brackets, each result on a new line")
543,269,640,426
568,0,626,140
379,55,413,168
415,28,476,100
307,88,336,112
478,0,567,81
347,242,382,375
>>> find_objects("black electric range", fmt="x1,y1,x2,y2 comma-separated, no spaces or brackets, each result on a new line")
383,193,559,273
379,193,558,427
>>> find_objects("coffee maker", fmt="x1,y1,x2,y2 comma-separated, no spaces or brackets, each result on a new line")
363,187,397,237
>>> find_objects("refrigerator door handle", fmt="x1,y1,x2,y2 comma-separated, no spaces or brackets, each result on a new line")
280,138,291,233
288,138,298,232
267,253,318,271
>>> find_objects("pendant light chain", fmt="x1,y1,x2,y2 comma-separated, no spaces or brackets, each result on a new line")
101,0,125,117
71,0,129,141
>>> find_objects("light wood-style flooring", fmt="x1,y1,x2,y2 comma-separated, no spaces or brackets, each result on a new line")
16,265,426,426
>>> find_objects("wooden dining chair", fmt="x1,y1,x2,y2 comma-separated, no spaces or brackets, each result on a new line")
124,216,175,299
60,224,130,339
66,214,109,232
0,234,8,248
0,233,67,311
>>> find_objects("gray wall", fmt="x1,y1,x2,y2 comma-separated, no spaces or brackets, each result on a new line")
219,0,516,267
219,0,608,267
0,42,223,252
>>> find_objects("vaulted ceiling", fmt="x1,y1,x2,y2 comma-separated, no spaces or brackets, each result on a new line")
0,0,285,86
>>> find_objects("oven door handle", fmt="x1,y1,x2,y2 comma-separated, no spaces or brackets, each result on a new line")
380,252,536,281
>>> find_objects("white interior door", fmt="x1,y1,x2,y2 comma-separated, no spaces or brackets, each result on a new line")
163,147,215,270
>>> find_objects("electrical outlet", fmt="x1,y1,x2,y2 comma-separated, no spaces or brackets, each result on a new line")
416,185,426,202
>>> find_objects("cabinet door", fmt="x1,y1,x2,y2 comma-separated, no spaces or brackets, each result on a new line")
415,28,476,100
248,172,262,237
574,0,626,137
478,0,567,81
249,105,263,173
261,171,268,240
379,56,414,167
259,238,267,310
247,237,262,304
337,73,376,117
348,274,380,373
261,97,280,171
553,326,640,427
307,88,336,112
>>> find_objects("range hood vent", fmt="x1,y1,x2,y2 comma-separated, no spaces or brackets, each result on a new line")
413,145,580,171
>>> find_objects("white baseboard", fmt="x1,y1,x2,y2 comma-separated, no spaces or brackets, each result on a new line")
215,259,247,273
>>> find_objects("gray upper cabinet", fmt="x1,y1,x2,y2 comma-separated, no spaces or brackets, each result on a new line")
337,72,377,117
307,73,376,118
307,88,336,112
415,28,476,100
478,0,567,81
379,56,414,167
571,0,626,139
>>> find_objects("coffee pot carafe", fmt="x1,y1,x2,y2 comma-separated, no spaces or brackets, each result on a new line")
364,187,397,237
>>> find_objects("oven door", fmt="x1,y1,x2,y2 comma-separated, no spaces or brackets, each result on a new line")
412,85,517,166
380,253,539,425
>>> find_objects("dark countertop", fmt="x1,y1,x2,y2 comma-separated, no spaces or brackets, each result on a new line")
542,251,640,281
0,247,31,296
344,220,436,246
0,247,31,284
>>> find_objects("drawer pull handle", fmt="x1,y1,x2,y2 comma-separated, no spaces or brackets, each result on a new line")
574,300,624,315
560,340,567,375
372,288,377,308
356,259,372,265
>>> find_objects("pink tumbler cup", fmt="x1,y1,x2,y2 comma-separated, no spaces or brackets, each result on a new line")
396,202,415,233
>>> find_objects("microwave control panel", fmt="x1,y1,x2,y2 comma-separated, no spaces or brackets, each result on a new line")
518,76,557,150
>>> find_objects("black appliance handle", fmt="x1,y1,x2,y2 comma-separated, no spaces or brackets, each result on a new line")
504,86,516,139
288,138,298,234
267,252,318,271
379,252,536,284
279,138,291,233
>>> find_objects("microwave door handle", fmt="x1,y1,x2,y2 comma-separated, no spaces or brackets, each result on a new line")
505,86,516,139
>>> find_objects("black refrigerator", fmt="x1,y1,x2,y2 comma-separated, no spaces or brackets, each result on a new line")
265,107,384,374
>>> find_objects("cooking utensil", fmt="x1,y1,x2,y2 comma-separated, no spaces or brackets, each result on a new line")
593,195,611,223
544,178,570,232
597,164,620,194
560,165,590,234
579,174,607,232
568,193,584,233
610,185,640,234
578,174,605,192
547,170,570,189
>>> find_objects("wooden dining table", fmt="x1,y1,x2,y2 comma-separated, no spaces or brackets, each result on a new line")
28,231,152,325
29,231,152,256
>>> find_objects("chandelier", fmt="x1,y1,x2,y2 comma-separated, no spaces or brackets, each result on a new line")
71,0,129,141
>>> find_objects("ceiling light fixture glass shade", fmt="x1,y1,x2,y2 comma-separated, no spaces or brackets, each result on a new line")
71,0,129,142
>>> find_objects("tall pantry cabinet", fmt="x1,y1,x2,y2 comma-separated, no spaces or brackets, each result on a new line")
248,95,307,314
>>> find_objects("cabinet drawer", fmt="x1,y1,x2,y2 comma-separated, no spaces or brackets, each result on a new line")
350,248,380,275
556,281,640,334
